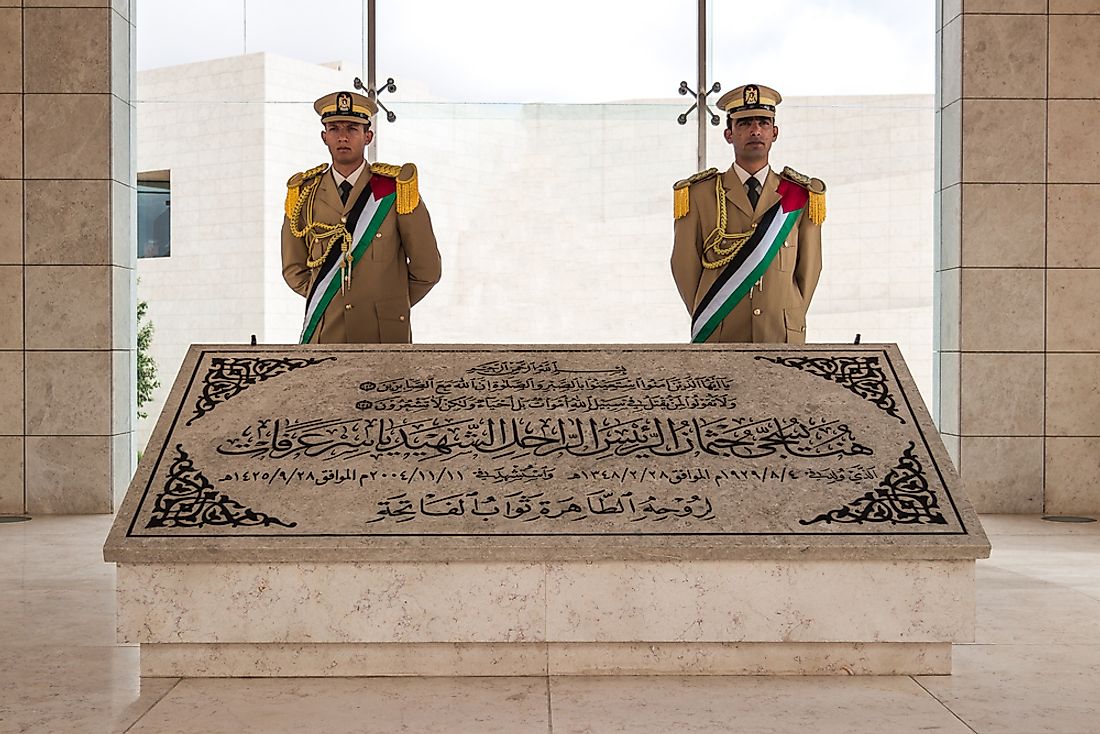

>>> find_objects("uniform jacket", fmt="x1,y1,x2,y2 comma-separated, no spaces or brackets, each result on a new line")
671,165,822,344
282,164,441,343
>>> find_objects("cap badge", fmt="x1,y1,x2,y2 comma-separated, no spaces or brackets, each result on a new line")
744,85,759,105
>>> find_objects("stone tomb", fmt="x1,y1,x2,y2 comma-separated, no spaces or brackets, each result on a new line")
104,345,989,677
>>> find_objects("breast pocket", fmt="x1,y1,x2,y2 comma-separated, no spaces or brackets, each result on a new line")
369,210,399,262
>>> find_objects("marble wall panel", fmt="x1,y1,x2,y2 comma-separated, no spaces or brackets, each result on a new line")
1045,438,1100,514
939,351,961,436
941,431,959,470
1046,354,1100,435
1047,185,1100,267
23,8,110,94
0,265,22,349
108,7,126,100
24,265,112,349
962,14,1047,99
25,434,113,513
0,9,21,93
110,347,130,436
23,94,110,179
110,94,131,184
1048,101,1100,183
941,16,959,104
111,430,131,509
0,436,23,514
941,0,959,24
0,350,23,435
938,268,961,352
23,0,115,6
941,101,962,187
960,184,1045,267
1049,14,1100,99
0,94,22,178
110,266,133,355
24,350,112,435
939,184,961,271
1048,0,1100,10
959,268,1045,352
0,180,23,264
959,436,1044,512
110,176,134,269
962,100,1045,183
1047,269,1100,351
959,353,1044,436
963,0,1047,11
24,180,112,264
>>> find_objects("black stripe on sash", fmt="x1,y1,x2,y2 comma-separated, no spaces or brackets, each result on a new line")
304,183,373,306
692,201,781,322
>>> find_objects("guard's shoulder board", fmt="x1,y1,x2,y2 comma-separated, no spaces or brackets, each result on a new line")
672,167,719,219
286,162,330,189
780,166,827,225
284,163,329,220
372,161,420,214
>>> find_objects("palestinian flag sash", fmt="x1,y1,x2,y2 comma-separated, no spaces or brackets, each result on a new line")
691,179,808,343
299,175,396,344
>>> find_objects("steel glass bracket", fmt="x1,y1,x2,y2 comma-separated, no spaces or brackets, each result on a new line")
677,80,722,127
353,76,398,123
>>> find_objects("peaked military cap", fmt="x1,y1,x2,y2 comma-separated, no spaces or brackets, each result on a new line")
314,90,377,124
717,83,782,121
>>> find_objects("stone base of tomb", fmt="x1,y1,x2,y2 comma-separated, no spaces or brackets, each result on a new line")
106,344,991,678
118,558,972,677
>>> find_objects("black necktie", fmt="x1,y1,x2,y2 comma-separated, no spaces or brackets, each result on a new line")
339,180,353,204
746,177,761,210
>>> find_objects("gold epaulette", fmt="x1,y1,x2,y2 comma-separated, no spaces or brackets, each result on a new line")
672,167,719,220
780,166,826,225
284,163,329,220
372,161,420,214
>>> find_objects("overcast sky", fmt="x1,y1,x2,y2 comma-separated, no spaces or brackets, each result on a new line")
136,0,935,102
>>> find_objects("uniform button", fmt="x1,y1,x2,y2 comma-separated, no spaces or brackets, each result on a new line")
783,242,790,248
753,308,761,316
340,216,347,224
399,315,406,321
345,304,353,310
801,326,806,332
375,233,382,239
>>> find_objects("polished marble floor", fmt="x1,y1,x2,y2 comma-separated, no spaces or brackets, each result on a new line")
2,514,1099,734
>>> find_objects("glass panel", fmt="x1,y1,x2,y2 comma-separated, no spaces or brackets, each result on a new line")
710,0,936,400
379,0,696,102
137,181,171,259
137,0,245,70
133,0,934,441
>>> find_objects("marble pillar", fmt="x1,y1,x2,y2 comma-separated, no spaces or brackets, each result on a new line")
0,0,135,514
936,0,1100,513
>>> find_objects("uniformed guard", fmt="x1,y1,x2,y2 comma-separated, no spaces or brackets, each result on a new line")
282,90,441,344
670,83,824,344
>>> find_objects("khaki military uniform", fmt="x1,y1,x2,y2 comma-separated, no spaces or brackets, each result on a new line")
671,165,822,344
281,162,441,343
